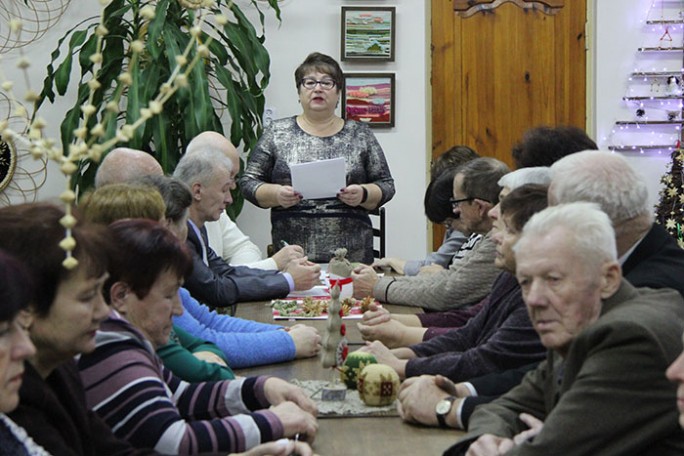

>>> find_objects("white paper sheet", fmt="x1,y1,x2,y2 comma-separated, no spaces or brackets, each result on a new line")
286,285,330,298
290,157,346,199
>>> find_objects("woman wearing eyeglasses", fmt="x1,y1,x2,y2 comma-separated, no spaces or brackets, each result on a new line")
240,52,395,264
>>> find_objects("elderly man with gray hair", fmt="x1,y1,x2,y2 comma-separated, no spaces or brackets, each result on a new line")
173,145,320,314
446,202,684,456
187,131,305,271
428,151,684,434
549,150,684,297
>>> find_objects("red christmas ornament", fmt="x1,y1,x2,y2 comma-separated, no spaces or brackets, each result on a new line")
340,323,346,336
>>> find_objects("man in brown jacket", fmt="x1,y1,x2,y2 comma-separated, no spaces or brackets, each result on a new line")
446,202,684,456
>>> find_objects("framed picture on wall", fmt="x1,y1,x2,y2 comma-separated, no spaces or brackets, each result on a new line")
340,7,395,62
342,73,395,128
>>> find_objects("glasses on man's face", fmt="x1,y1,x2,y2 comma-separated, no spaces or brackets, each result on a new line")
449,196,492,209
449,197,475,209
300,78,336,91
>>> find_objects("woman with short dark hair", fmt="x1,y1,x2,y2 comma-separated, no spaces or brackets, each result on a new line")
79,218,318,454
241,52,395,264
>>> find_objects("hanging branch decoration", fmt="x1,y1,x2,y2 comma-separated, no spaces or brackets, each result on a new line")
33,0,280,222
0,0,229,269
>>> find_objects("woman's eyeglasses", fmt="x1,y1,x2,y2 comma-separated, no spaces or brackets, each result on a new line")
300,78,336,90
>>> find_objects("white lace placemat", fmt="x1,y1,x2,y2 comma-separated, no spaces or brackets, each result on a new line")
291,379,399,418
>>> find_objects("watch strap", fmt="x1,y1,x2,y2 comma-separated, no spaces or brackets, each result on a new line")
436,396,457,428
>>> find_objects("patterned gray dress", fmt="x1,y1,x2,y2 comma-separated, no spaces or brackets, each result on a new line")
240,116,395,264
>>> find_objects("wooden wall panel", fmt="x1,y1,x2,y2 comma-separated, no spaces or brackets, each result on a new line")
430,0,586,250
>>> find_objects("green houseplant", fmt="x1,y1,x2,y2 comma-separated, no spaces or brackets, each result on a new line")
35,0,281,218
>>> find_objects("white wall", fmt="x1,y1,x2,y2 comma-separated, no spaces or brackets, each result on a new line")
2,2,104,206
594,0,674,209
235,0,430,260
8,1,672,259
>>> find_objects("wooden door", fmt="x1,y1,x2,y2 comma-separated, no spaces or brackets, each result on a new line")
431,0,587,248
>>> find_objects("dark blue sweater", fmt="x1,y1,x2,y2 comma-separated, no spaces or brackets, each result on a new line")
405,271,546,382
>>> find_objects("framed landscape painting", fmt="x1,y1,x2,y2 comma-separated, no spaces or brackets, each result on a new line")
342,73,395,128
340,7,395,62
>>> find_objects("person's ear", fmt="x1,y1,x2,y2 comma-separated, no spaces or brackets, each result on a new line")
475,199,493,218
599,261,622,299
191,182,202,201
109,282,131,314
24,306,39,329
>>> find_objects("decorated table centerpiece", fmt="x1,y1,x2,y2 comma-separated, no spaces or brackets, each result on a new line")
328,248,354,298
319,284,348,400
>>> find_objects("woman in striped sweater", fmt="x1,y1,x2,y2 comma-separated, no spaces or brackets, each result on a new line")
78,218,318,454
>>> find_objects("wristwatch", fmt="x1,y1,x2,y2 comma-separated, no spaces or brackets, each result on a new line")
435,396,457,428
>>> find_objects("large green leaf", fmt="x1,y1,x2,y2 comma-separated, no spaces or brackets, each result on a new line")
37,21,94,106
151,110,174,172
53,30,89,96
146,0,170,60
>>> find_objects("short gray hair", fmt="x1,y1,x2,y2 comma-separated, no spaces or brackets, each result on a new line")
173,148,232,187
498,167,550,190
514,202,617,269
549,150,650,224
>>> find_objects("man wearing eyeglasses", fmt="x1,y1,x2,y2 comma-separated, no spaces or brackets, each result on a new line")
353,157,509,311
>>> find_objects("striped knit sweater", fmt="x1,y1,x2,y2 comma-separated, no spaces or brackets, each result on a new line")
77,311,283,454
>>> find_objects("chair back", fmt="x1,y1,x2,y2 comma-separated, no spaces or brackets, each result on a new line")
370,207,386,259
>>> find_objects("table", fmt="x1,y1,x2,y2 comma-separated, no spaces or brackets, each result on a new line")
235,300,463,455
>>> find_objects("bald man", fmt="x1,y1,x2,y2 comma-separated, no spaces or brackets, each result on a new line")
187,131,305,271
94,147,163,188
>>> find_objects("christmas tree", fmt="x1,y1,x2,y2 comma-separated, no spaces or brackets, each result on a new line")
655,145,684,248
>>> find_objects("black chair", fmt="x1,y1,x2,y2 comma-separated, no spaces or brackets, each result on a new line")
370,206,386,259
268,207,386,260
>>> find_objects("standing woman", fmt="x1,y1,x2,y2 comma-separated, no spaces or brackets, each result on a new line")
240,52,395,264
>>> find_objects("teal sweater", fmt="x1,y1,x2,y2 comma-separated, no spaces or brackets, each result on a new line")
157,326,235,381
